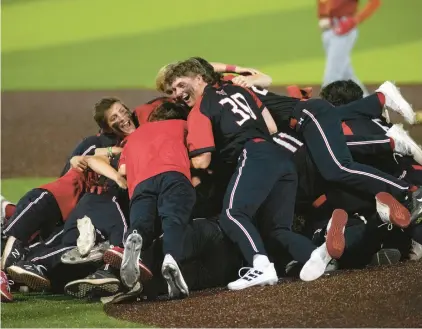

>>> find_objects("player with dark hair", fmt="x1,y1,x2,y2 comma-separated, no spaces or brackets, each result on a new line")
319,80,422,262
101,102,195,299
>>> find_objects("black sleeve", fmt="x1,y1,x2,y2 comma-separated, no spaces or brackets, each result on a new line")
59,136,100,177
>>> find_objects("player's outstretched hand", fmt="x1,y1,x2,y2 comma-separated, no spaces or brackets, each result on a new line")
70,156,88,172
232,75,252,88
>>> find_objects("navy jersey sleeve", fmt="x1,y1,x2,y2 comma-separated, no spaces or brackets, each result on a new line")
59,136,101,177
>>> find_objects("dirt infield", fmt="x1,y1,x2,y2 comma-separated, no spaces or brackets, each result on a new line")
105,261,422,328
2,84,422,178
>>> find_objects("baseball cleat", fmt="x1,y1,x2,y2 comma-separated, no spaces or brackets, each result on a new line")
104,245,152,281
161,254,189,299
300,243,332,282
376,81,415,124
101,281,143,304
409,240,422,261
76,216,96,257
7,261,50,291
1,236,26,270
386,124,422,164
368,248,401,266
375,192,410,228
325,209,348,259
0,271,13,302
227,262,278,291
64,266,121,299
61,241,110,265
120,231,143,289
409,187,422,223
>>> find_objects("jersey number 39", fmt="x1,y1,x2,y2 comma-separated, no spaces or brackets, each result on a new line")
219,93,257,126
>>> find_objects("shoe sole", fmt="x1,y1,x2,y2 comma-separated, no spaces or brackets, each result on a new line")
381,82,415,124
61,249,103,265
120,234,143,288
101,281,143,304
326,209,348,259
369,249,401,267
7,266,50,291
77,217,96,256
376,192,410,228
1,237,17,270
104,249,153,281
162,264,189,299
228,278,278,291
65,278,120,299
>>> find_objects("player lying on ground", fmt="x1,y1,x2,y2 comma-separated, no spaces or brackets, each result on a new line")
2,98,138,297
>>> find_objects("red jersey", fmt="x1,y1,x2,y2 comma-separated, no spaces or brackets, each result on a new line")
120,120,191,198
134,97,173,125
318,0,358,18
40,168,85,220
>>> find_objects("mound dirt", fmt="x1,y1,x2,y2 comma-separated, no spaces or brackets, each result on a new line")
105,261,422,328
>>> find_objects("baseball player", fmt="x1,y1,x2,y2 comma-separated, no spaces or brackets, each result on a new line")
318,0,381,95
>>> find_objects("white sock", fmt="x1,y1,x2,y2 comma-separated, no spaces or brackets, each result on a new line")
253,254,270,269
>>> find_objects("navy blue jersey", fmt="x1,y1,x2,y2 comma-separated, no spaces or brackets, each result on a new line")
60,133,120,176
248,86,299,126
187,84,271,163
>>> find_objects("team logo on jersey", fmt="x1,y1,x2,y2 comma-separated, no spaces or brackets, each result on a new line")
216,90,227,96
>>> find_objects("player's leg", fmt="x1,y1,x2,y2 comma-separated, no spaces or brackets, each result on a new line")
119,180,157,289
1,189,62,270
334,83,415,124
322,28,355,86
157,171,196,299
219,140,288,290
292,99,415,227
342,29,369,96
257,158,347,281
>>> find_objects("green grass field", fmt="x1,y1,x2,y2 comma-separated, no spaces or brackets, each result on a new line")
2,0,422,91
1,178,141,328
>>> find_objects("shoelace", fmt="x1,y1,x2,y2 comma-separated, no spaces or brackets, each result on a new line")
0,276,13,292
378,222,394,231
237,267,253,279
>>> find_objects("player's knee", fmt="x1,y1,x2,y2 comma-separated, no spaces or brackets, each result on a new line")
319,167,346,182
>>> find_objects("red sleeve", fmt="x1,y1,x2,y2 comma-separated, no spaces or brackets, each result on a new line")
187,97,215,158
222,74,237,82
245,88,265,111
119,146,126,167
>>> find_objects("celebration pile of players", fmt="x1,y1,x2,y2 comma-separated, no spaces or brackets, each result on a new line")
1,57,422,304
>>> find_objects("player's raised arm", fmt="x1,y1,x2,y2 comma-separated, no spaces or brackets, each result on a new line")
85,155,127,189
210,62,273,88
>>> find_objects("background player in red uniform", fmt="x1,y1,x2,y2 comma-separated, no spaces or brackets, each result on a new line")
318,0,381,95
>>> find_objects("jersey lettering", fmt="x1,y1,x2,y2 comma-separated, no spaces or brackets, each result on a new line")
219,93,257,126
372,118,390,133
250,86,269,96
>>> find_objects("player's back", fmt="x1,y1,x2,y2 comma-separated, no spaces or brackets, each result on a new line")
199,84,271,163
121,120,190,197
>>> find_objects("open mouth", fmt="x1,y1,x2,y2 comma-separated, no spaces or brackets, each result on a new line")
120,120,132,131
182,92,191,103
